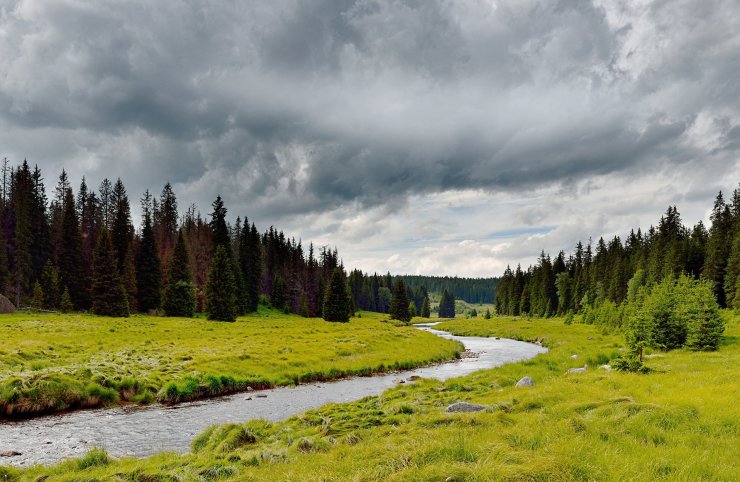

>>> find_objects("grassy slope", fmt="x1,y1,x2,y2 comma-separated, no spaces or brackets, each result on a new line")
0,310,461,417
8,312,738,481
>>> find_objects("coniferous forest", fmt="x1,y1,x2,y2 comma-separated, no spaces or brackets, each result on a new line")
0,160,347,319
495,188,740,317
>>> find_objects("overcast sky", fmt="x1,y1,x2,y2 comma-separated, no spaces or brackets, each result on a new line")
1,0,739,277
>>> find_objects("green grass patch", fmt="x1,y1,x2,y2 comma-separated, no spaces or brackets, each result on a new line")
0,309,461,417
8,312,739,481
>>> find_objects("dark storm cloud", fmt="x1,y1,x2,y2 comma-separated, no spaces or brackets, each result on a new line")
0,0,738,222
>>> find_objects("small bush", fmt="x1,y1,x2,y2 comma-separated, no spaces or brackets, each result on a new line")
612,356,651,374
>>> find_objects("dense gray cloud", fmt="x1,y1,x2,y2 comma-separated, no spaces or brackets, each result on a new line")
0,0,738,275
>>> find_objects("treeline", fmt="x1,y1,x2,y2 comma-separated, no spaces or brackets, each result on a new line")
399,275,498,304
347,270,430,316
495,186,740,317
0,159,344,318
346,271,490,314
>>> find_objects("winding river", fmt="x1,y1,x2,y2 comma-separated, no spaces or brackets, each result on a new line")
0,324,546,467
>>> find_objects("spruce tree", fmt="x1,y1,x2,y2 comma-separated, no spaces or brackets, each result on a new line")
389,278,410,322
136,195,162,312
40,260,60,309
58,189,85,309
703,192,732,306
91,229,129,317
205,245,237,322
209,196,230,251
677,277,724,351
420,296,431,318
272,276,287,311
323,268,350,322
122,245,138,313
110,179,132,272
162,231,196,317
59,286,73,313
408,301,417,318
239,223,261,312
31,281,44,311
439,288,456,318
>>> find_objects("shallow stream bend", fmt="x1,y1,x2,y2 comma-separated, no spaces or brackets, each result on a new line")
0,324,547,467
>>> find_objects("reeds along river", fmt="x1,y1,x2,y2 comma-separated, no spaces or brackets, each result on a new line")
0,324,547,467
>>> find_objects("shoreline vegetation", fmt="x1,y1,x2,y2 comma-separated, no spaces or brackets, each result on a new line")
0,310,462,419
3,312,737,480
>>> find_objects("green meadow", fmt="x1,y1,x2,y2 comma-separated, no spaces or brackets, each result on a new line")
6,311,738,481
0,310,461,417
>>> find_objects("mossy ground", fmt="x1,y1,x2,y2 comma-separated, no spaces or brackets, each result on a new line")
7,311,738,481
0,309,461,417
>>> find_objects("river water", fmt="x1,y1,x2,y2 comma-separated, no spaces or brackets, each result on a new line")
0,324,546,467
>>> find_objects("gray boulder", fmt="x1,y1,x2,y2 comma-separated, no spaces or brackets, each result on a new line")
515,376,535,387
567,366,587,374
0,294,15,314
444,402,487,413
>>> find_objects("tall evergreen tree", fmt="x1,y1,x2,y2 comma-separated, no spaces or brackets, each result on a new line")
99,178,114,229
323,268,350,322
239,222,262,312
59,286,73,313
110,179,132,272
10,162,34,306
40,260,60,309
703,192,732,307
205,245,237,321
58,189,86,309
91,229,129,317
389,278,411,322
209,196,230,252
154,182,179,269
162,231,195,317
439,288,456,318
137,191,162,312
678,278,724,351
272,276,287,311
122,245,138,313
420,294,431,318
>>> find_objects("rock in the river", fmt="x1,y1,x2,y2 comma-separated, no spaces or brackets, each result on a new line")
244,396,252,400
407,375,421,382
256,394,267,398
516,376,535,387
445,402,487,413
0,450,21,457
567,366,587,373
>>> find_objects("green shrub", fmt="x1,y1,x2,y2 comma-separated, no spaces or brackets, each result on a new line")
612,356,651,374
